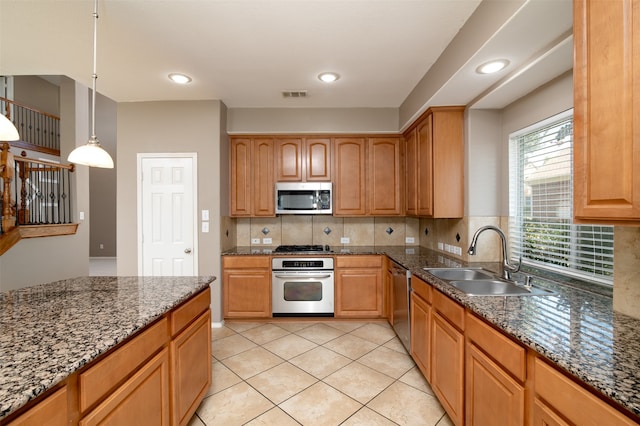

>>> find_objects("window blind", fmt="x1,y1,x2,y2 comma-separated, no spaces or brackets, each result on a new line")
508,112,614,285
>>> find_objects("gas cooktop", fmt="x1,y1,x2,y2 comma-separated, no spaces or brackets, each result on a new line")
274,244,331,253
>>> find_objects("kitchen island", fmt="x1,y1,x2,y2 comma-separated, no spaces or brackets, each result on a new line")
0,275,214,425
224,245,640,423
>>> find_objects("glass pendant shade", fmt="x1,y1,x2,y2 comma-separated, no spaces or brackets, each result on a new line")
0,114,19,141
68,137,114,168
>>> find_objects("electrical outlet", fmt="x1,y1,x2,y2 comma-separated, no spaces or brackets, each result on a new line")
263,237,272,244
405,237,415,244
454,246,462,255
340,237,350,244
438,242,444,250
445,244,452,252
99,243,104,250
251,238,260,244
201,222,209,233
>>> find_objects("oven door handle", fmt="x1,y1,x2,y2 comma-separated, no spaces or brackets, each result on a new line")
274,274,333,280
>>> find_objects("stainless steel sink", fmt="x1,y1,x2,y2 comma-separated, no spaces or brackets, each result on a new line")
423,267,556,296
448,279,556,296
423,268,495,281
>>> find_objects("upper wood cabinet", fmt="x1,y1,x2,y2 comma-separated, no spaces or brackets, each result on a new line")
275,137,331,182
230,137,275,217
333,137,367,216
369,137,403,215
573,0,640,223
404,106,464,218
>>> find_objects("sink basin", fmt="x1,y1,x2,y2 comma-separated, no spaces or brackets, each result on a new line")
449,279,556,296
424,268,495,281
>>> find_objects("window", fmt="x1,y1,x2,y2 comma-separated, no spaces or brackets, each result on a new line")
509,110,614,285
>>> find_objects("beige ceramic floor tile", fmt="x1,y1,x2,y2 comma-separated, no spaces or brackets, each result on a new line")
211,325,236,341
272,321,315,333
382,336,409,354
196,382,274,426
326,321,368,333
341,407,397,426
349,323,398,345
399,366,435,395
323,334,378,359
294,322,346,344
262,333,318,359
209,360,242,396
212,334,257,360
323,362,394,404
241,323,291,345
244,407,301,426
222,346,284,379
358,345,415,379
367,381,444,426
187,413,205,426
247,362,318,404
225,321,264,333
289,346,353,379
436,413,455,426
279,382,362,426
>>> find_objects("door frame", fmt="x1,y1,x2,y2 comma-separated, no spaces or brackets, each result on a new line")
136,152,199,276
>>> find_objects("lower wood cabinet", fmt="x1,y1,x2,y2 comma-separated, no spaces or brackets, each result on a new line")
334,255,383,318
410,275,432,382
223,256,271,318
7,387,68,426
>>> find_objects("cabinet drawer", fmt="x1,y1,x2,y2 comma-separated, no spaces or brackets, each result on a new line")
79,317,169,412
466,312,526,382
223,256,270,269
534,357,637,425
170,287,211,336
433,290,464,331
412,275,432,303
336,255,383,268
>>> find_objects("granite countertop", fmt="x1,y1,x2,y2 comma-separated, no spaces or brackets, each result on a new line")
0,275,214,421
223,245,640,418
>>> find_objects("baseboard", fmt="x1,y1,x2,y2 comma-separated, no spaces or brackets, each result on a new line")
212,320,225,328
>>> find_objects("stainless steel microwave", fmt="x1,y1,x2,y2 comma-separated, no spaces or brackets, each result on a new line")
275,182,332,214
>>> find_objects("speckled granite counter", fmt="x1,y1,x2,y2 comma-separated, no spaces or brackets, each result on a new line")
223,245,640,418
0,275,214,421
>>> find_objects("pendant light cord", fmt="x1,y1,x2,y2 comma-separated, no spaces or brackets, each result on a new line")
90,0,98,142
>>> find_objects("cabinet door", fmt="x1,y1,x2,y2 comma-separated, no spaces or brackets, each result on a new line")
223,269,271,318
410,292,431,382
171,310,212,426
7,387,67,426
465,343,524,426
252,138,275,216
416,115,434,216
431,107,464,218
80,349,171,426
275,138,303,181
306,138,331,181
333,138,367,215
230,138,252,216
573,0,640,222
432,311,464,425
335,268,382,317
369,137,403,215
405,129,418,216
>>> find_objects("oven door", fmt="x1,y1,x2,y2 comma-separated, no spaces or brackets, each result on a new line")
272,271,334,316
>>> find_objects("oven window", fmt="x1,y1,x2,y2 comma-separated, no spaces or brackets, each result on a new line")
283,281,323,301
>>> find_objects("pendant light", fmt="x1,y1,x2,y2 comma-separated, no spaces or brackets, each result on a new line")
0,113,19,141
67,0,114,169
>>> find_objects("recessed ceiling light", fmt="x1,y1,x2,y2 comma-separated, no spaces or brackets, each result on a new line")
168,73,192,84
318,72,340,83
476,60,510,74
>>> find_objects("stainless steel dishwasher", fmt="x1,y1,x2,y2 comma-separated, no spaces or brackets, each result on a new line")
391,260,411,352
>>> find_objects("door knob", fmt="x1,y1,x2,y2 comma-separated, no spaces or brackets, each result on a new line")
184,248,192,254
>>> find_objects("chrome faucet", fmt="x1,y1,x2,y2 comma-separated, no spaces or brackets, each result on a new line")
468,225,521,281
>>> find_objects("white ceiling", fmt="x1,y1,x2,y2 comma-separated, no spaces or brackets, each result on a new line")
0,0,573,115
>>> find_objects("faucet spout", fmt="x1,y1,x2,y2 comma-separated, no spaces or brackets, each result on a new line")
467,225,521,280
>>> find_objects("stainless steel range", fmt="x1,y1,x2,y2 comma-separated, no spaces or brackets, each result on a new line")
272,256,334,317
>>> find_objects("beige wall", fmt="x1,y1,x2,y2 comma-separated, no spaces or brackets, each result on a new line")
0,77,90,291
13,76,60,116
116,100,225,321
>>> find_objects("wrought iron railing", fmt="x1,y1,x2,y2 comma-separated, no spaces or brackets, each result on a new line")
1,143,74,235
1,96,60,155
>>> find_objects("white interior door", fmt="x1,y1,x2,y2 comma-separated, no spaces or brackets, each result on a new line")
138,154,198,276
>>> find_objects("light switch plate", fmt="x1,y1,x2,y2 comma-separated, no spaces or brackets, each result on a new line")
340,237,350,244
201,222,209,233
263,238,272,244
405,237,415,244
201,210,209,221
251,238,260,244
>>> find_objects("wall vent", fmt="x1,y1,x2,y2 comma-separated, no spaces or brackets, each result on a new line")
282,90,308,98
